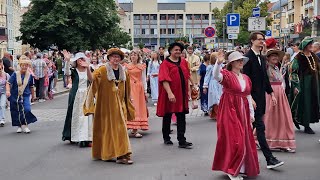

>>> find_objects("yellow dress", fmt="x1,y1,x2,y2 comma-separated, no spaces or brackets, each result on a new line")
84,63,135,160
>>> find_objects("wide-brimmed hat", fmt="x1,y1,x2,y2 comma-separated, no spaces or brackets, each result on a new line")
18,55,32,65
299,37,313,50
71,52,88,62
266,49,285,60
107,48,125,60
226,51,249,65
168,42,185,54
265,38,278,49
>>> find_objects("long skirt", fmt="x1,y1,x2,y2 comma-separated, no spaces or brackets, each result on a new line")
263,83,296,149
10,95,37,126
71,89,93,142
150,76,159,102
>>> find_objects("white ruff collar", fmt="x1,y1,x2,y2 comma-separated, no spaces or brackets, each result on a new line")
105,62,126,81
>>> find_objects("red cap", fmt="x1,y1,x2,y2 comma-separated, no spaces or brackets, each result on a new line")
265,38,278,49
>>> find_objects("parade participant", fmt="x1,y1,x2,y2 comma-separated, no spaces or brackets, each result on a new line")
312,42,320,60
282,53,291,98
126,49,148,138
89,54,99,72
198,54,210,115
147,51,161,106
262,49,296,152
0,60,10,127
157,42,194,149
6,55,37,133
290,42,300,61
62,52,93,147
212,51,259,180
83,48,135,164
2,52,14,76
158,46,165,61
203,52,223,120
243,32,284,169
186,46,200,108
290,37,320,134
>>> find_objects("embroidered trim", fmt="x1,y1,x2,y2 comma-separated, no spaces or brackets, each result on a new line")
105,62,126,81
16,71,31,96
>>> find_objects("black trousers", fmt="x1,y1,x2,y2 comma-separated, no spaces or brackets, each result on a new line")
253,114,273,161
35,77,45,99
162,113,186,144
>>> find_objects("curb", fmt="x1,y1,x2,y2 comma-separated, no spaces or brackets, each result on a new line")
54,89,70,96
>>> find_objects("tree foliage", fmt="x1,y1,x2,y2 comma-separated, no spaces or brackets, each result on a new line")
18,0,131,51
212,0,272,45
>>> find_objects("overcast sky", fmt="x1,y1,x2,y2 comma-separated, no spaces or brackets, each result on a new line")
20,0,277,7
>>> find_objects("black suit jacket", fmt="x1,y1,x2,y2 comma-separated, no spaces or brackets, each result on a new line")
243,49,273,116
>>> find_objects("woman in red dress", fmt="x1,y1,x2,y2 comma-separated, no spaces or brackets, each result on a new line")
156,42,196,149
212,51,259,180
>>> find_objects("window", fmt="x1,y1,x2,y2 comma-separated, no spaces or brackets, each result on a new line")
160,28,167,34
176,28,183,35
168,28,175,34
150,14,157,20
160,15,167,20
194,15,201,20
142,29,146,34
177,14,183,20
186,14,193,20
150,28,157,35
142,14,149,20
134,28,140,35
134,15,140,20
168,14,175,20
186,28,193,35
202,14,209,20
129,29,131,34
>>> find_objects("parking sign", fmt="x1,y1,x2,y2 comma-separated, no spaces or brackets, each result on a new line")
226,13,240,27
266,30,272,37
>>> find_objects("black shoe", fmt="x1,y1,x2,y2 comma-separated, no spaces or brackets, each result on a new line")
185,141,193,146
164,140,173,145
267,157,284,169
178,142,193,149
293,120,300,130
204,112,209,116
304,127,315,134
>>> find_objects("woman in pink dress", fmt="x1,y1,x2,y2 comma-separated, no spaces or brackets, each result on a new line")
212,51,259,180
263,49,296,152
126,49,148,138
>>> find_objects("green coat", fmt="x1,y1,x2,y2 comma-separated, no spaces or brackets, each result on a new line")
289,52,320,127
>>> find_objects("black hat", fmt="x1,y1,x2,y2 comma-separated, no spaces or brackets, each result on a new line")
168,42,185,54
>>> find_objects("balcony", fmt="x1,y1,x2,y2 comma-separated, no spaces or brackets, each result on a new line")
160,34,179,38
167,20,176,24
133,20,141,25
134,34,158,38
304,1,314,10
141,20,149,25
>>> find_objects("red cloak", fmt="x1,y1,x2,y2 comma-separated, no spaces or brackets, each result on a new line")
212,69,259,177
156,58,190,117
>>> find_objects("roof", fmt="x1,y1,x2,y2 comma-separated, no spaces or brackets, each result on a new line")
269,0,288,12
119,3,133,12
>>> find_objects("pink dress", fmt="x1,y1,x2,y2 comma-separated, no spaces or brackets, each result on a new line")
126,63,149,130
263,64,296,149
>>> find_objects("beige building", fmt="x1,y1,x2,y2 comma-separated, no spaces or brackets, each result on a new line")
0,0,7,57
13,0,22,55
268,0,319,40
119,0,226,49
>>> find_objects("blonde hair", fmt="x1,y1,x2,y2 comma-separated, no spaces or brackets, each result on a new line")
130,49,142,63
210,52,219,65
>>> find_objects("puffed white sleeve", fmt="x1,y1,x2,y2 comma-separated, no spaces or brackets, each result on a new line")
213,62,223,82
247,95,255,118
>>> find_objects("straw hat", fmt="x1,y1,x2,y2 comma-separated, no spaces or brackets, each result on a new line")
18,55,32,65
266,49,285,60
107,48,125,60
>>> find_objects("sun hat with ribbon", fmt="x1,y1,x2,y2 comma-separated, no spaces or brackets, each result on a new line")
70,52,89,62
266,49,285,60
226,51,249,65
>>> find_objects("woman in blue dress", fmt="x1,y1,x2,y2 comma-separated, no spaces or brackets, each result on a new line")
7,55,37,133
147,52,161,106
199,54,210,115
203,52,223,120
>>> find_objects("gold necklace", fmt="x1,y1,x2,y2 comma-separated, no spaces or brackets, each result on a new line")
306,55,316,71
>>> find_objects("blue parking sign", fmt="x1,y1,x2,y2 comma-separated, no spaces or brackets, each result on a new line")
266,30,272,37
226,13,240,27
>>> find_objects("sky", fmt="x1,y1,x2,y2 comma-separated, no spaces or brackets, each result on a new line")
20,0,278,7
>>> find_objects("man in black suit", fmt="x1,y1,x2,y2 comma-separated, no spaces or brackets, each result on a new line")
243,32,284,169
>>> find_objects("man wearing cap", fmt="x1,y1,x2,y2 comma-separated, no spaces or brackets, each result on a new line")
32,53,47,103
157,42,195,149
243,32,284,169
290,37,320,134
84,48,135,164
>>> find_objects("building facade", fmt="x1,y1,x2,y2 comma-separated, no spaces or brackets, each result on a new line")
119,0,226,49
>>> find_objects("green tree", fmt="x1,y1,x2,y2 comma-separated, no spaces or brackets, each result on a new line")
213,0,272,45
18,0,130,51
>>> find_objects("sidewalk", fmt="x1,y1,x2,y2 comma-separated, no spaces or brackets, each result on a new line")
53,79,70,96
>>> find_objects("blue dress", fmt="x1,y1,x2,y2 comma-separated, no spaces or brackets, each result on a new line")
199,63,208,112
9,72,37,126
147,60,160,102
203,64,223,108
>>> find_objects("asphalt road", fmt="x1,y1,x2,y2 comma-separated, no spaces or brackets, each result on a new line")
0,94,319,180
